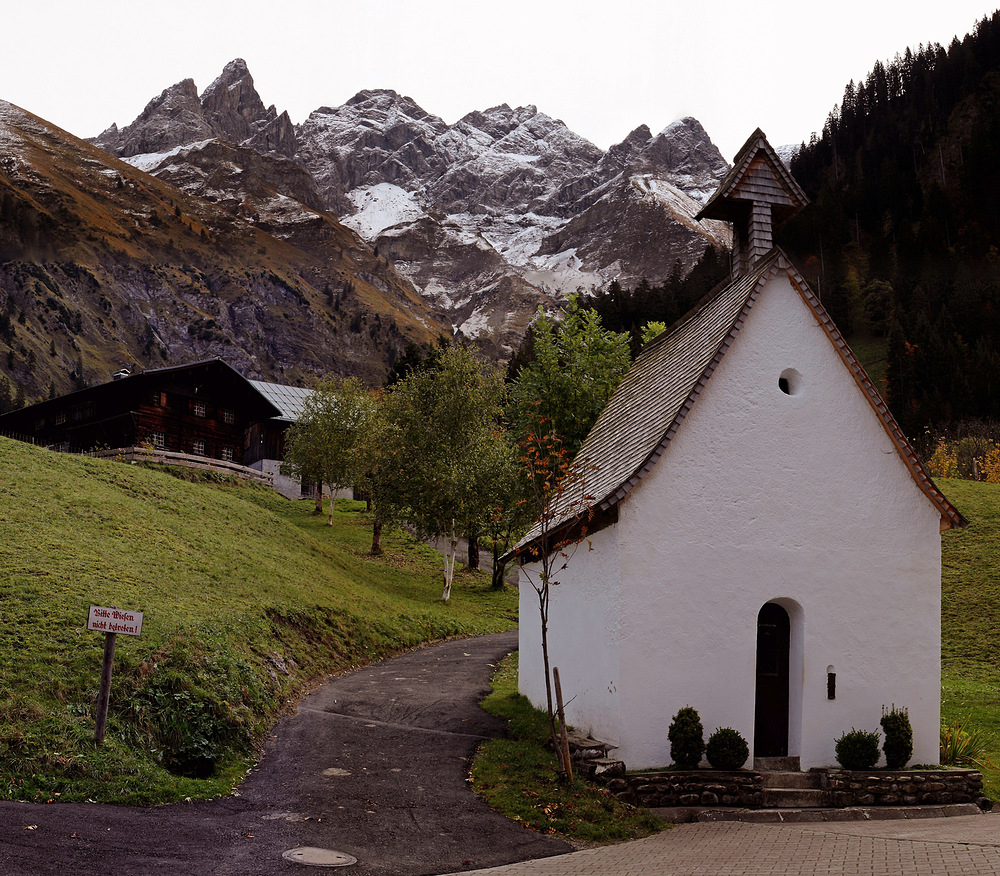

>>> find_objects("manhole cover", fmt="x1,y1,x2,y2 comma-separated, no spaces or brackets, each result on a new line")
282,847,358,868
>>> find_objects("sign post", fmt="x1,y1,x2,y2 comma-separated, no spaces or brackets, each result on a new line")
86,606,143,744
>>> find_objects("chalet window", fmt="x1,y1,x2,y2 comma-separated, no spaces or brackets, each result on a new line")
192,401,207,418
152,391,168,407
220,446,234,462
72,402,95,422
55,411,66,425
35,416,46,429
221,407,235,425
151,431,165,450
192,439,206,456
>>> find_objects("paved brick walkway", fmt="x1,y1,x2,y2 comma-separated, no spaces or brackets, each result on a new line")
442,813,1000,876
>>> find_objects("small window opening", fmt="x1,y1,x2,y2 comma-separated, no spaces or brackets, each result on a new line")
827,665,836,700
779,368,802,396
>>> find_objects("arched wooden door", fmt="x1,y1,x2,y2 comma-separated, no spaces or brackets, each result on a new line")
754,602,790,757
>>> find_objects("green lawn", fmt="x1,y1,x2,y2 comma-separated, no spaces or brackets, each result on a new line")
940,477,1000,799
0,437,516,804
472,654,664,843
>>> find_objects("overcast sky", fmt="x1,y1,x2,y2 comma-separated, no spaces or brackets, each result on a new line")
4,1,996,160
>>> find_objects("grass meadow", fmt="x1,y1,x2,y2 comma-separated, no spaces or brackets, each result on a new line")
0,436,516,803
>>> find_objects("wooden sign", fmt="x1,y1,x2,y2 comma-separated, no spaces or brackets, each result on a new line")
86,605,143,743
87,605,143,636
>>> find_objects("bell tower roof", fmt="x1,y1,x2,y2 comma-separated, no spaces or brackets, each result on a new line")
696,129,809,278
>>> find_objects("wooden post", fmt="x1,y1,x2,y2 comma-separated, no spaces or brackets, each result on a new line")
553,667,573,782
94,632,117,744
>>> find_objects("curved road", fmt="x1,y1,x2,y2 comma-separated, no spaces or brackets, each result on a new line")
0,631,570,876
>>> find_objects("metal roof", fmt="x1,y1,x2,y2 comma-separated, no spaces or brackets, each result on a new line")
249,381,314,422
513,248,965,560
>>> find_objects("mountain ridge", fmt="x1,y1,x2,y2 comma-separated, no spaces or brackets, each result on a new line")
92,61,733,355
0,97,447,402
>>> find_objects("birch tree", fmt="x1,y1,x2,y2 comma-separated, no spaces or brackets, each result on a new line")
386,344,506,601
282,376,370,524
352,392,403,556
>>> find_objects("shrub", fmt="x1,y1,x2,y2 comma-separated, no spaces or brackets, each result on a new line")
668,706,705,769
982,444,1000,484
706,727,749,770
941,718,993,768
925,438,959,478
835,729,881,770
880,705,913,769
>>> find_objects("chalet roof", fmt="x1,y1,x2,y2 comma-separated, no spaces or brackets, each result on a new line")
513,248,965,559
249,380,313,422
695,128,809,226
0,358,280,427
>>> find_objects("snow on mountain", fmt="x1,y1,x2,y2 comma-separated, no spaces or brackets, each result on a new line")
121,139,217,174
342,183,428,237
89,61,736,357
775,143,800,169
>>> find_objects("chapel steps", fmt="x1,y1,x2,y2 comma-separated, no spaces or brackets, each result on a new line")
754,758,828,807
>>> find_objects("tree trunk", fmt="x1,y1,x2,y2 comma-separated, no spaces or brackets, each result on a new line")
538,586,566,776
313,483,323,514
441,519,457,601
371,516,383,556
467,531,480,570
327,485,334,526
491,545,507,591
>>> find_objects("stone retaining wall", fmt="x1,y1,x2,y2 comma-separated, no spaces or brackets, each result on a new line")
601,768,987,809
604,770,764,808
824,768,986,807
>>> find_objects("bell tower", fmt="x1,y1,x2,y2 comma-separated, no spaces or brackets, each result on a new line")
696,129,809,280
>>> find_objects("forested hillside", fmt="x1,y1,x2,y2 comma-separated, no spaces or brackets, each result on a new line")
780,11,1000,441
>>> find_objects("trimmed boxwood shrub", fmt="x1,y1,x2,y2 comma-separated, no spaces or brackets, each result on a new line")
706,727,749,770
835,728,881,770
668,706,705,769
880,705,913,769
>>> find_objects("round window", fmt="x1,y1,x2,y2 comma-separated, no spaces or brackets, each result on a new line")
778,368,802,396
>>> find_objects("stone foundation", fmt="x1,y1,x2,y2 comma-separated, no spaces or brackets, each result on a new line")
602,768,988,810
824,768,987,808
604,770,764,808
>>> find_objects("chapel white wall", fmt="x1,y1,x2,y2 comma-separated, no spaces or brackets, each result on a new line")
523,271,944,770
518,523,623,749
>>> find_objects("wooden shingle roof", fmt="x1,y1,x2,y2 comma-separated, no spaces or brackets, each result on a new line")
514,248,965,559
695,128,809,226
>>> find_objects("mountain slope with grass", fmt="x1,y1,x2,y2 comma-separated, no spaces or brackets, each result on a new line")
940,477,1000,799
0,98,447,401
0,436,516,803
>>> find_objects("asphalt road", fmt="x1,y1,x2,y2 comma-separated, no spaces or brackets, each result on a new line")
0,631,570,876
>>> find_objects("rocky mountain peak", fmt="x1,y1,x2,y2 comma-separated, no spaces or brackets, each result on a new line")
629,116,729,203
110,77,214,158
343,89,438,125
601,124,654,171
85,64,735,360
91,59,295,159
248,109,297,158
200,57,270,145
645,117,725,170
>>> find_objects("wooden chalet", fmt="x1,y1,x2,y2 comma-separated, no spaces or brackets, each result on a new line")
0,360,281,472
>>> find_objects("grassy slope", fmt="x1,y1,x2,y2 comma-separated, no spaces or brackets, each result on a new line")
473,655,664,843
939,477,1000,798
0,437,516,803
